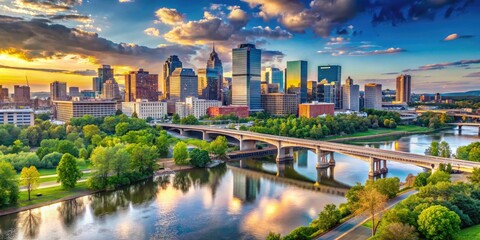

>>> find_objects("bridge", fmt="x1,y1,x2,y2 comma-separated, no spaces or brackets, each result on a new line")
415,109,480,120
158,123,480,176
448,122,480,135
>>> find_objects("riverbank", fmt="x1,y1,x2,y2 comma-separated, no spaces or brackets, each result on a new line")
325,126,452,143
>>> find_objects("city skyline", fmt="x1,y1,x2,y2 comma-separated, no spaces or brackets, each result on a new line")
0,0,479,93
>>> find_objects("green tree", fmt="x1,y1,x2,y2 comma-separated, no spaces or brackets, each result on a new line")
131,111,139,118
467,167,480,184
265,232,281,240
415,172,431,187
427,170,450,185
127,144,158,175
345,183,365,211
41,152,63,168
312,204,341,231
172,113,180,124
181,115,199,125
111,146,130,177
156,134,170,158
378,222,419,240
355,184,388,236
209,136,228,157
0,161,19,207
189,148,211,168
20,166,40,201
57,140,79,157
173,142,189,165
417,205,460,240
371,177,400,199
115,122,130,136
83,124,101,141
426,142,439,156
56,153,82,189
439,141,451,158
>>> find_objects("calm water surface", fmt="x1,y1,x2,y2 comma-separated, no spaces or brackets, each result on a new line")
0,126,478,240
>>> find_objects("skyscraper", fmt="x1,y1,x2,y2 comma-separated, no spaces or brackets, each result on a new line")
307,80,317,102
0,85,8,101
206,45,223,101
124,69,159,102
264,67,284,93
13,85,30,105
286,60,308,103
162,55,182,99
342,77,360,111
365,83,383,110
93,65,114,94
69,87,80,97
50,81,68,101
170,68,198,101
232,43,261,111
102,79,121,100
318,65,342,108
198,68,219,100
396,74,412,103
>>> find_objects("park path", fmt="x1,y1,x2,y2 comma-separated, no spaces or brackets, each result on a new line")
318,189,417,240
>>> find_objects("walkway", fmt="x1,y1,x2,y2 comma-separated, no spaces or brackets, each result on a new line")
20,179,87,191
318,189,418,240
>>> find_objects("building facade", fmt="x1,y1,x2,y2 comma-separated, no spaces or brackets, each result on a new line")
124,69,159,102
396,74,412,103
260,93,298,116
197,68,219,100
52,100,117,122
50,81,68,101
69,87,80,97
170,68,198,102
13,85,30,105
232,43,261,111
121,100,167,120
286,60,308,103
342,77,360,111
307,80,318,102
207,105,249,118
261,82,280,94
364,83,383,110
318,65,342,109
162,55,183,99
264,67,284,93
92,65,114,94
175,97,222,118
299,102,335,118
102,79,121,100
0,109,34,126
206,45,223,101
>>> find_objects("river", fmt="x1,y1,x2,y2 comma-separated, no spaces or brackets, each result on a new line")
0,126,478,240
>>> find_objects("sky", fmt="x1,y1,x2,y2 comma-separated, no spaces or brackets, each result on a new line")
0,0,479,93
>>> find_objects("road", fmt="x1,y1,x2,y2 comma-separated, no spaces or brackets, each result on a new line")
318,190,418,240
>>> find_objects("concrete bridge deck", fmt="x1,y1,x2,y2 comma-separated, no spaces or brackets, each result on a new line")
158,123,480,174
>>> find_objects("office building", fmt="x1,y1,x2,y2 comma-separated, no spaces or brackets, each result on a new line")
0,109,34,126
52,100,117,122
318,65,342,108
207,105,249,118
232,43,261,111
322,82,338,106
50,81,68,101
396,74,412,103
264,67,284,93
260,93,298,116
286,60,308,103
206,45,223,101
69,87,80,97
299,102,335,118
163,55,183,99
175,96,221,118
342,77,360,111
198,68,219,100
124,69,159,102
170,68,198,102
364,83,382,110
13,85,30,105
80,90,96,100
0,85,8,101
92,65,114,94
102,79,121,100
261,82,279,94
307,80,317,102
435,93,442,103
122,100,167,120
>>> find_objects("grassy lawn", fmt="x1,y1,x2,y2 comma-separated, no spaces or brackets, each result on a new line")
454,224,480,240
362,220,373,228
19,172,93,186
323,125,431,141
16,164,91,178
16,182,89,207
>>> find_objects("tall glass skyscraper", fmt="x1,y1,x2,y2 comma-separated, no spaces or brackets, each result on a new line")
206,45,223,101
163,55,182,99
232,44,261,111
92,65,114,94
318,65,342,108
170,68,198,101
264,67,284,93
286,60,308,103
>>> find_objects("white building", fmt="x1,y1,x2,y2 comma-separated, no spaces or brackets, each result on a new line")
364,83,383,110
122,99,167,120
342,77,360,111
175,96,222,118
0,108,34,126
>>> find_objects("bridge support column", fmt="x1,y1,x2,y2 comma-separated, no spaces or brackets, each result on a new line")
276,162,285,177
202,131,212,141
276,147,294,162
369,157,382,177
381,160,388,173
316,147,329,169
316,167,328,184
240,140,256,151
179,129,185,136
329,165,335,180
329,152,335,166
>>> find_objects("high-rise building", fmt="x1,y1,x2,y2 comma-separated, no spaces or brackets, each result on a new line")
232,43,261,111
286,60,308,103
124,69,159,102
162,55,183,99
13,85,30,105
175,96,221,118
260,93,298,116
197,68,219,100
307,80,317,102
50,81,68,101
170,68,198,101
322,82,338,106
395,74,411,103
93,65,114,94
365,83,382,110
206,45,223,101
102,79,121,100
0,85,8,101
342,77,360,111
318,65,342,108
264,67,284,93
69,87,80,97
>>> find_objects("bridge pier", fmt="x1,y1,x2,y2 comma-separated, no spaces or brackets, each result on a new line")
202,131,212,141
369,157,384,177
276,147,294,162
316,148,330,169
240,140,256,151
329,152,335,166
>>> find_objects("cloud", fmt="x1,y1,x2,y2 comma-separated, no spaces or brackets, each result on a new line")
262,50,285,66
119,0,133,2
318,39,405,57
155,8,185,25
443,33,474,41
463,72,480,78
48,14,90,22
144,27,160,37
403,59,480,72
13,0,83,14
0,64,97,76
0,15,198,71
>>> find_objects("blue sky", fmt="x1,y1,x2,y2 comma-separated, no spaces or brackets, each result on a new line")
0,0,479,93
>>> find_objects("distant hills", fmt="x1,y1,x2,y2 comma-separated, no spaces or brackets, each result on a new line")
442,90,480,97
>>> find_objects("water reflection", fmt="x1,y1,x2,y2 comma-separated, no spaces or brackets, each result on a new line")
57,199,85,228
21,210,41,239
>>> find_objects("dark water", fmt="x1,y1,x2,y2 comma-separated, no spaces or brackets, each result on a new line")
0,126,478,240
